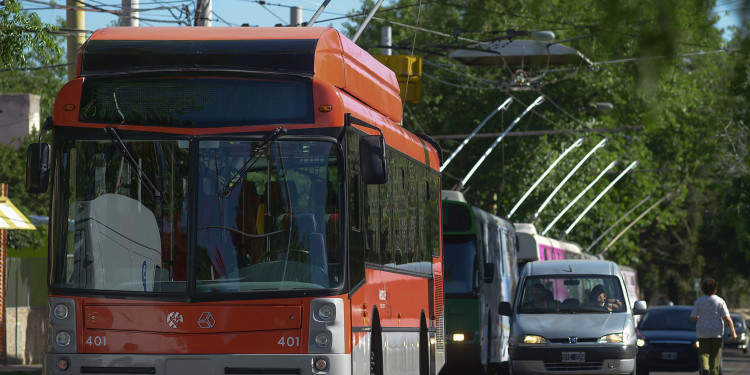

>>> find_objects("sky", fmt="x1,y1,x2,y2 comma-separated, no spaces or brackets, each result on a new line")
22,0,369,32
20,0,746,41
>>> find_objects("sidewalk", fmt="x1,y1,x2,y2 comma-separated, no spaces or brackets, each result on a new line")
0,365,41,373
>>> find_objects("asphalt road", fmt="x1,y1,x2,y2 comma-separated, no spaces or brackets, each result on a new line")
651,347,750,375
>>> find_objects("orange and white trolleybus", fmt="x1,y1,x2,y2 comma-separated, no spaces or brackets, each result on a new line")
26,27,445,375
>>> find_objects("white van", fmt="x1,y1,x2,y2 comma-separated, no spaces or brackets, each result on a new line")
499,260,647,375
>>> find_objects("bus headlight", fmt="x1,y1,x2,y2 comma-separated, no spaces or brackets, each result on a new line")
54,304,70,320
55,332,72,347
523,335,547,344
316,304,335,322
452,333,465,342
314,332,331,348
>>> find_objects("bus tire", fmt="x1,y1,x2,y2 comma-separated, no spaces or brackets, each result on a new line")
420,313,429,375
370,315,383,375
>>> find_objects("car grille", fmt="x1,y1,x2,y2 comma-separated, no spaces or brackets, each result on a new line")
548,338,599,343
544,361,603,371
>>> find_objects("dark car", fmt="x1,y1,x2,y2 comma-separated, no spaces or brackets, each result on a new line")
636,306,699,375
724,313,749,353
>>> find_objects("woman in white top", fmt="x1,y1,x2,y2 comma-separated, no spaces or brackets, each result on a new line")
690,278,736,375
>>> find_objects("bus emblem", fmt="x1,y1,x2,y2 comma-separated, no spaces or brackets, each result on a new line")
167,312,184,328
198,312,216,329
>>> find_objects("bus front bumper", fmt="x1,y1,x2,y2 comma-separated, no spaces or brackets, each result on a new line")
44,353,351,375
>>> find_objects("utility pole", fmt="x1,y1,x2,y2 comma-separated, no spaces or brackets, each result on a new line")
290,7,302,26
381,26,392,55
121,0,139,27
66,0,85,80
195,0,212,26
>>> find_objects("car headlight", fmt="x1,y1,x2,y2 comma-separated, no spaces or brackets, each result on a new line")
523,335,547,344
452,333,465,342
694,341,700,348
636,338,646,347
598,333,623,343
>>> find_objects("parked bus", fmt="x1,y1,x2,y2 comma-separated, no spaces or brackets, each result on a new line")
26,27,445,375
440,190,518,375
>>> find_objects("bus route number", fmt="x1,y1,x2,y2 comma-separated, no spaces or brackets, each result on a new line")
86,335,107,347
278,336,299,347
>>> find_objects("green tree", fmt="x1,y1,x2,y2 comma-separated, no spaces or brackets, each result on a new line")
346,0,747,303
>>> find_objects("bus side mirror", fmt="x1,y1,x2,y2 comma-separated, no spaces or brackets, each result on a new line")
632,300,648,315
483,263,495,284
498,301,512,316
360,135,387,185
26,142,50,194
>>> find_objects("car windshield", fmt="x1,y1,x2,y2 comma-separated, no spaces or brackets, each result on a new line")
51,136,342,294
727,315,744,331
518,275,626,313
639,309,696,331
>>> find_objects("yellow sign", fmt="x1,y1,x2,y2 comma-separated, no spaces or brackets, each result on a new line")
375,55,423,104
0,197,36,230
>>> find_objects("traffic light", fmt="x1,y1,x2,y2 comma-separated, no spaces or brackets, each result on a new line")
374,55,422,104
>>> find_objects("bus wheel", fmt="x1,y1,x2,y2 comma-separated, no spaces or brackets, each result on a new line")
419,315,429,375
370,324,383,375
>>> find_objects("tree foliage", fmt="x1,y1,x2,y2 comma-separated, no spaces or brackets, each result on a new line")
347,0,749,304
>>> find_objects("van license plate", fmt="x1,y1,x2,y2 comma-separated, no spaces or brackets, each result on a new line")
562,352,585,363
661,352,678,360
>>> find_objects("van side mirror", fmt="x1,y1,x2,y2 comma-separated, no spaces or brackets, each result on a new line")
360,135,387,185
26,142,50,194
483,263,494,284
632,300,648,315
498,301,512,316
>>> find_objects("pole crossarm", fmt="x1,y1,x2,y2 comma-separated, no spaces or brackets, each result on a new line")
460,95,544,189
585,194,652,253
532,138,608,221
431,126,644,140
597,190,677,257
562,160,638,238
440,97,513,172
541,160,617,235
507,137,583,219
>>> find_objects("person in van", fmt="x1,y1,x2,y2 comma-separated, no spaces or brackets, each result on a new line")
586,284,623,312
523,283,559,311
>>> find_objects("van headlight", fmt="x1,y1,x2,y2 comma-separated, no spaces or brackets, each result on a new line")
598,333,623,343
523,335,547,344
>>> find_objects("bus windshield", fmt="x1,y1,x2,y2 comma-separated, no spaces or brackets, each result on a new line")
443,236,479,295
51,136,343,295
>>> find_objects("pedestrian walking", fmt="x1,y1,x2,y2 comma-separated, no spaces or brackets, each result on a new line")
690,277,736,375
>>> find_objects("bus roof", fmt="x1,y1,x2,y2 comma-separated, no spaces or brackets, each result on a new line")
80,27,402,123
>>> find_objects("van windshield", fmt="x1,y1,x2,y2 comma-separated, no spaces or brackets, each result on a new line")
519,275,625,313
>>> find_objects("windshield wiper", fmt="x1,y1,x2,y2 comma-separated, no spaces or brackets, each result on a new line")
105,127,161,198
219,127,287,198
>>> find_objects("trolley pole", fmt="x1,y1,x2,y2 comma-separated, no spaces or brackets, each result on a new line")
532,138,608,221
507,137,583,219
459,96,544,190
440,97,513,172
561,161,638,239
